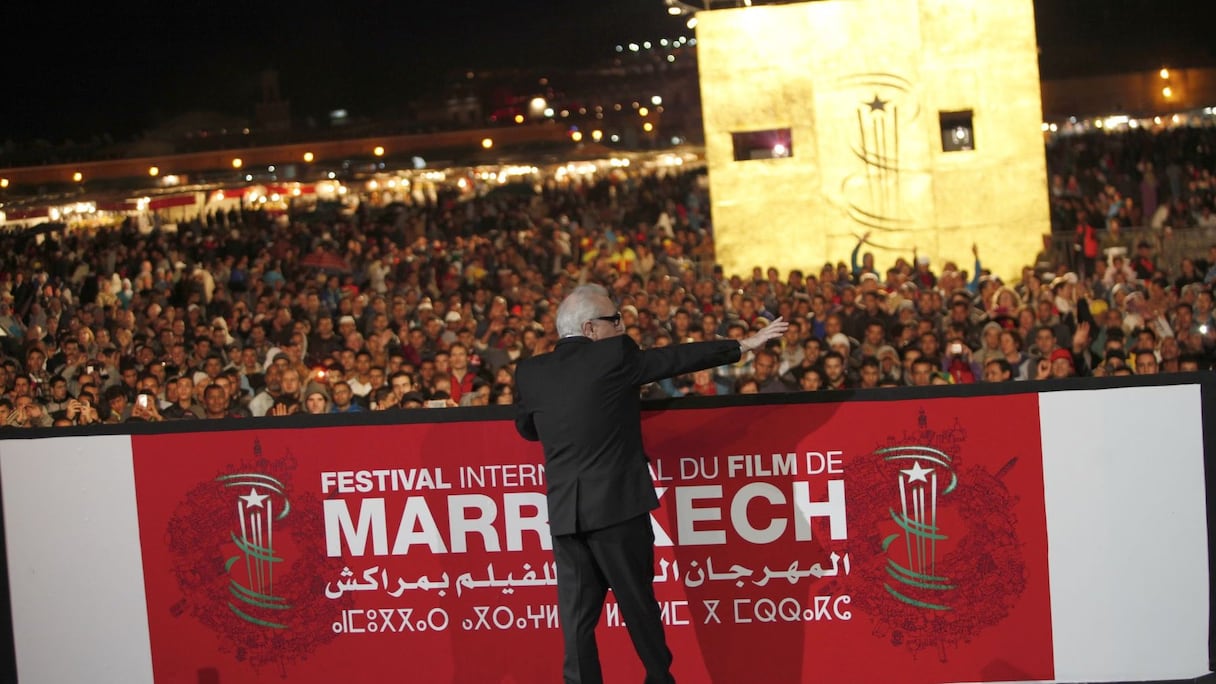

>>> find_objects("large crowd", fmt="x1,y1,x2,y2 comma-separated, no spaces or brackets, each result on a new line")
1,126,1215,429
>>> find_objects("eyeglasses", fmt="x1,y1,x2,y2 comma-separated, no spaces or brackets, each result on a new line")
591,312,622,326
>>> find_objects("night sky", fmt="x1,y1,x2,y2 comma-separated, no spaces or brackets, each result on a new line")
0,0,1209,145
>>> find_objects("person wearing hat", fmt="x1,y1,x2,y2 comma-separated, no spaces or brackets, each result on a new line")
973,321,1005,368
911,247,937,289
930,370,955,385
441,310,463,346
874,345,901,383
303,386,331,415
1049,347,1077,378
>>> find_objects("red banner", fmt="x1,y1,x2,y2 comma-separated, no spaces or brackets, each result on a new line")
132,394,1053,683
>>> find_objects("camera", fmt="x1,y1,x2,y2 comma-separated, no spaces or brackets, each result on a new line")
137,395,150,409
1201,324,1210,335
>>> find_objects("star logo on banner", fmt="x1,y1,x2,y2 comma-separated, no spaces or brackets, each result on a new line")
901,461,933,484
866,94,888,112
239,487,269,508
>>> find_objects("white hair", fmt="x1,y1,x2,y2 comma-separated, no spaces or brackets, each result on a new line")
556,284,611,337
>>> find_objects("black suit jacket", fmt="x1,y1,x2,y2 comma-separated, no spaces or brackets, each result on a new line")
514,335,741,536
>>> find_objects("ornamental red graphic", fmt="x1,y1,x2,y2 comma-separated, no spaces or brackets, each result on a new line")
163,439,352,675
841,409,1029,660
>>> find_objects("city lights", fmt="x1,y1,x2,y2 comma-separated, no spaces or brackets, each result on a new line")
231,158,243,169
303,152,314,162
148,166,159,177
373,146,385,157
481,138,494,149
72,172,83,182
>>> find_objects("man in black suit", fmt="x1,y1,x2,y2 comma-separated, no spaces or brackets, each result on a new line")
515,284,787,684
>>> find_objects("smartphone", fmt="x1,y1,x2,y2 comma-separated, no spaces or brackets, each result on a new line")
86,365,95,374
137,394,150,408
949,343,963,355
1201,324,1210,335
425,399,447,408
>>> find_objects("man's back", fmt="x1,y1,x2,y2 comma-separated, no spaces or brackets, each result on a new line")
515,335,739,535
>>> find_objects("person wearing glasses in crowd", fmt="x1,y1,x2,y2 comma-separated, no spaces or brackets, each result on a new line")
513,283,787,684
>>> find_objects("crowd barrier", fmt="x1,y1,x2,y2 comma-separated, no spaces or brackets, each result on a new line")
0,376,1213,684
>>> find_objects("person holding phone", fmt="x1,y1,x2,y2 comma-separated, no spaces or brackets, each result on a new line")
129,391,164,422
942,337,980,383
514,283,788,684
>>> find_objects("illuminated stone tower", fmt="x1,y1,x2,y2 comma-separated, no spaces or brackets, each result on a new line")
696,0,1048,281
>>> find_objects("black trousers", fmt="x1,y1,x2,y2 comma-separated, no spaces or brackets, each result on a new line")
552,514,675,684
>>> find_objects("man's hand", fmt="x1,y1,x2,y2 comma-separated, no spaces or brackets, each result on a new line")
1071,321,1091,352
739,317,789,353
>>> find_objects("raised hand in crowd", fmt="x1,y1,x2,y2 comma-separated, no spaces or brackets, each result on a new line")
1033,357,1052,381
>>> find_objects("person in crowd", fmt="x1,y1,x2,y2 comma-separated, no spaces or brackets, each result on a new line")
202,383,243,420
750,348,787,393
161,374,203,419
304,387,331,415
0,150,1212,437
489,382,515,405
908,357,936,387
984,358,1014,382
